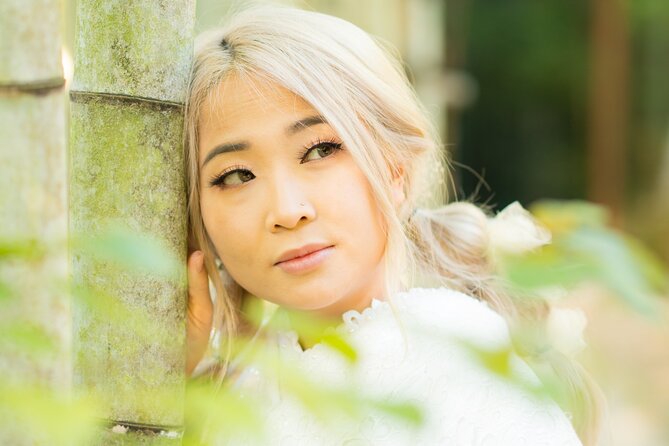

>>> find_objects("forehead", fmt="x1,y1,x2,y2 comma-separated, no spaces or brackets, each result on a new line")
197,74,318,138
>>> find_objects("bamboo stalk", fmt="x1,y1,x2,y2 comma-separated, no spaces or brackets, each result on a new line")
0,0,69,444
587,0,630,225
69,0,195,442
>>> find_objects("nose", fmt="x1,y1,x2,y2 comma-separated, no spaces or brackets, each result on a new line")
264,174,316,232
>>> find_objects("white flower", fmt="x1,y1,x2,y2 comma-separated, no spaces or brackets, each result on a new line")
547,308,588,357
487,201,551,255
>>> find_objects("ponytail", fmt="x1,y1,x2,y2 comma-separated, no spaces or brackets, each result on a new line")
405,201,603,445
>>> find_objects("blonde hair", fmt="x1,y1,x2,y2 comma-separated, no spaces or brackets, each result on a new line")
184,5,602,443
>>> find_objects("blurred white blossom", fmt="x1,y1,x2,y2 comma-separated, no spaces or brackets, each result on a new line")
547,308,588,357
487,201,552,255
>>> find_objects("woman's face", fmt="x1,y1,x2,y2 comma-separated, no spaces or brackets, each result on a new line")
197,74,388,316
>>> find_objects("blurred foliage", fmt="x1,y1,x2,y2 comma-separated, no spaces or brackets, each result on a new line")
74,225,182,280
184,292,423,444
184,334,424,445
2,200,668,443
1,225,423,445
0,237,99,446
36,1,669,443
0,384,97,446
505,200,668,316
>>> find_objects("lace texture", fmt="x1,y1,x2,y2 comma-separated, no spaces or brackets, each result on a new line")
217,288,583,446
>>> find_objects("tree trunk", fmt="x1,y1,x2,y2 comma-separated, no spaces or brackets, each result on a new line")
0,0,69,444
69,0,195,443
587,0,630,225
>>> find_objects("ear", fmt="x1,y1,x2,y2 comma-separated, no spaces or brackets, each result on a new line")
390,165,406,208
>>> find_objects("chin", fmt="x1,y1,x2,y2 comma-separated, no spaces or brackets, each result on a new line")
288,297,340,312
277,290,341,313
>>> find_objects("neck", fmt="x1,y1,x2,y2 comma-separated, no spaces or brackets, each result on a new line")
292,270,388,349
244,266,388,349
312,262,387,318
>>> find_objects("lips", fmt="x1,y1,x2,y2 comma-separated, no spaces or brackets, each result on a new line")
274,243,334,265
274,244,335,275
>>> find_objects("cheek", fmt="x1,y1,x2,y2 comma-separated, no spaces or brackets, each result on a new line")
200,193,221,240
329,162,387,251
200,192,254,263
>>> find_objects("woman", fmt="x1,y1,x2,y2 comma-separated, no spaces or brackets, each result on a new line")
184,5,600,445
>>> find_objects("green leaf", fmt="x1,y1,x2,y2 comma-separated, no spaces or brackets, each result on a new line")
467,343,514,377
457,339,558,405
0,238,47,261
0,280,13,302
368,400,424,426
70,283,172,346
500,201,666,317
231,337,417,423
264,307,357,363
184,382,264,444
321,331,358,362
503,247,599,290
565,227,661,316
531,200,610,234
73,224,181,280
0,322,54,353
0,384,99,446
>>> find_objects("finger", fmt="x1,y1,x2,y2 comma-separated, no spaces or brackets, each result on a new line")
185,251,213,376
187,250,208,295
187,251,213,325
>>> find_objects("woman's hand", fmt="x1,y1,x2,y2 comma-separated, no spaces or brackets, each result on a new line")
186,250,213,376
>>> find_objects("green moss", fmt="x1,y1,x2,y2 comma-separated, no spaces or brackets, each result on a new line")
69,97,187,426
68,0,195,430
73,0,196,102
92,429,182,446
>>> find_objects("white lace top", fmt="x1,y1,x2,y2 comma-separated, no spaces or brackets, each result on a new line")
218,287,583,446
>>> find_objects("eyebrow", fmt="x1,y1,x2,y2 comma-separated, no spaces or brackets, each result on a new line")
288,115,326,134
201,114,327,167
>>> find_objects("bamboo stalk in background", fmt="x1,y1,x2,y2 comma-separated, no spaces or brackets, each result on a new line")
587,0,630,225
69,0,195,443
0,0,69,443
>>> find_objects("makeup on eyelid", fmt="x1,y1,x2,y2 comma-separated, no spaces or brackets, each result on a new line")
208,139,343,188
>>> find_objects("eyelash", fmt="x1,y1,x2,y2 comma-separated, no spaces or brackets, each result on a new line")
208,138,344,189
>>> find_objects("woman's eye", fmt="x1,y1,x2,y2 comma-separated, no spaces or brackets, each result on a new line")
301,142,342,163
212,169,255,187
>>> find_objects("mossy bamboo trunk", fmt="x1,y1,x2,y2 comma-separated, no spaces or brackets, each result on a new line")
0,0,69,443
69,1,195,443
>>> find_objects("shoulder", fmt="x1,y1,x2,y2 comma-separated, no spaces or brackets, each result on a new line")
263,288,583,445
392,288,582,444
339,288,582,444
392,286,512,350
